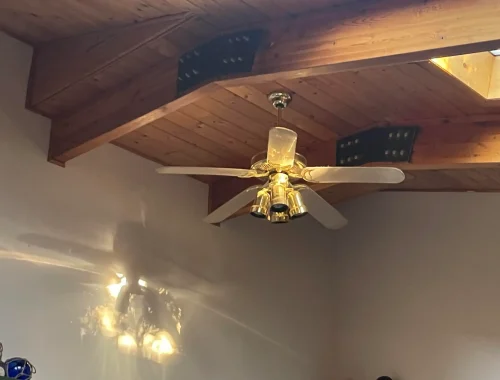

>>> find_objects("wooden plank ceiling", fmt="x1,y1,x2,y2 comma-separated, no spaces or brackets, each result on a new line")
113,58,500,197
0,0,357,119
3,0,500,221
0,0,356,117
0,0,356,44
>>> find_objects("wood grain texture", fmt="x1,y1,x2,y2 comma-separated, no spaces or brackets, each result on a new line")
112,60,500,172
0,0,359,44
48,67,220,165
252,0,500,78
28,12,191,109
32,17,218,118
45,0,500,166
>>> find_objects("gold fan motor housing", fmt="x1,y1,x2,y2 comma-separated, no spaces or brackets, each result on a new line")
250,151,307,181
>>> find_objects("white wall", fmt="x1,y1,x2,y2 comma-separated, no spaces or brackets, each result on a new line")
0,31,336,380
3,31,500,380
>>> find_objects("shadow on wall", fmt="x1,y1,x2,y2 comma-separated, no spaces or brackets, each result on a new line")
17,221,221,300
0,257,191,380
5,224,321,380
9,204,351,380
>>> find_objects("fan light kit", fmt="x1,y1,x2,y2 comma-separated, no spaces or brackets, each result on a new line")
157,92,405,229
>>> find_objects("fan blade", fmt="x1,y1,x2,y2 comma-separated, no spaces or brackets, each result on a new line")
301,166,405,184
157,166,256,178
204,185,263,224
267,127,297,168
296,185,347,230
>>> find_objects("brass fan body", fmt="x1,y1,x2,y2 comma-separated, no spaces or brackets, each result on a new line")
250,151,307,181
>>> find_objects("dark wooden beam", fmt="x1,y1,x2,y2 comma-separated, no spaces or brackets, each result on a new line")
28,12,192,112
47,0,500,166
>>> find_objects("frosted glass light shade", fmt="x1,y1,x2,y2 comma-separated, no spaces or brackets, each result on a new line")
266,127,297,168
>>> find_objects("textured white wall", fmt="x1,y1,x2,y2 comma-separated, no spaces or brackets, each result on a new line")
2,31,500,380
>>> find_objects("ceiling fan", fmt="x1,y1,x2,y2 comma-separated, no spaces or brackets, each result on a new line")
157,92,405,229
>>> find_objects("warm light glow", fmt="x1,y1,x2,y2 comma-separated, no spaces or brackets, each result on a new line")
101,314,113,330
267,127,297,168
269,173,289,213
115,272,124,278
97,306,117,337
143,333,155,346
431,52,500,100
287,190,308,219
107,276,127,298
250,189,271,218
106,276,148,299
151,335,175,355
117,334,137,349
142,331,177,363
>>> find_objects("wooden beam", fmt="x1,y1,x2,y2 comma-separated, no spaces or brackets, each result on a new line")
207,115,500,221
48,65,220,165
227,0,500,84
48,0,500,166
404,118,500,169
28,12,192,112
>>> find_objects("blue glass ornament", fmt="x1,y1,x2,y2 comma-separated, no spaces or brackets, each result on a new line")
5,358,35,380
0,343,36,380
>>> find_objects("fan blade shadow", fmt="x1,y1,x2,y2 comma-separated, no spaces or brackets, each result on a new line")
18,224,223,299
18,233,115,267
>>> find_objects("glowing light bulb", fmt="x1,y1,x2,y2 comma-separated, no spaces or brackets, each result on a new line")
106,276,127,298
101,314,113,330
97,306,117,337
151,334,175,355
142,333,155,346
117,334,137,349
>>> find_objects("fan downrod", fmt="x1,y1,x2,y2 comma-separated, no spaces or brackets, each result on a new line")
268,91,292,109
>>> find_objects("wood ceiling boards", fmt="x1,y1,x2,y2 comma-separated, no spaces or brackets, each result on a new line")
3,0,500,222
115,61,500,183
0,0,358,44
